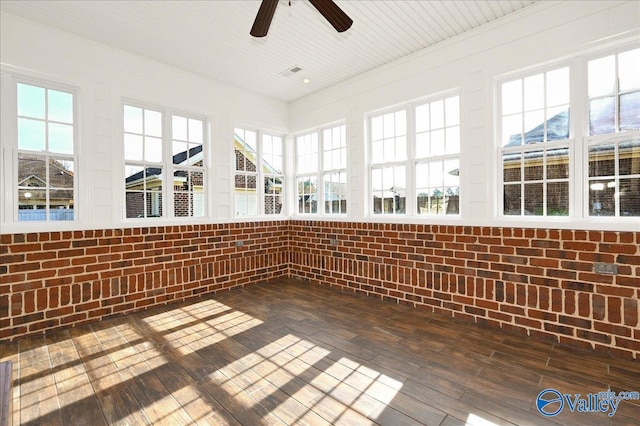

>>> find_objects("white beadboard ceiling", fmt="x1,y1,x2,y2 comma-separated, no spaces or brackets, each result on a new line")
0,0,539,103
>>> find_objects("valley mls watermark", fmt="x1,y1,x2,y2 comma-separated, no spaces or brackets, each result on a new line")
536,388,640,418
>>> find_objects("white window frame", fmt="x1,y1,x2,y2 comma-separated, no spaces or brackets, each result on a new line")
583,46,640,218
170,113,206,218
367,91,461,217
294,122,348,216
123,100,208,221
497,64,573,218
233,126,285,218
496,43,640,224
13,76,79,224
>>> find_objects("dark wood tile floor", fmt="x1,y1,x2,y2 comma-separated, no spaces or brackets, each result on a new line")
1,278,639,426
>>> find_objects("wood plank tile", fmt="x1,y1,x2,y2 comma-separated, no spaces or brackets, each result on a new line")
7,278,639,426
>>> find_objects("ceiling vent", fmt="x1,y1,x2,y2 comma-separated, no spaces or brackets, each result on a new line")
279,65,303,77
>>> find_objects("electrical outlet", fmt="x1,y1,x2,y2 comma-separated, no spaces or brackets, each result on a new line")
235,240,244,247
594,262,618,275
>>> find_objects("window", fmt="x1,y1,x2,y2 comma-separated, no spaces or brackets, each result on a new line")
124,103,206,219
415,96,460,215
586,48,640,217
322,125,347,214
370,110,406,214
295,123,347,215
369,94,460,216
172,115,205,217
234,127,284,216
262,134,284,215
17,82,76,222
296,132,319,214
124,105,164,218
499,67,571,216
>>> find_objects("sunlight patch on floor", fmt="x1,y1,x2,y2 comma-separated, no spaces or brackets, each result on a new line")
467,413,500,425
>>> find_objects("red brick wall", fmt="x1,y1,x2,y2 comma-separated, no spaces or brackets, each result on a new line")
1,219,638,360
0,221,289,341
289,221,640,360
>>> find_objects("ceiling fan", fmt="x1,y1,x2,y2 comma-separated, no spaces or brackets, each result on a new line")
250,0,353,38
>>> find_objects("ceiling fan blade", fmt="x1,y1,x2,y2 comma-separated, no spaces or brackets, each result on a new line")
308,0,353,33
250,0,279,37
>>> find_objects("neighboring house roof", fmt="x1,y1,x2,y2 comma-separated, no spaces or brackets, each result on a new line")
506,110,569,147
18,157,74,188
125,145,203,184
234,133,279,175
172,144,202,165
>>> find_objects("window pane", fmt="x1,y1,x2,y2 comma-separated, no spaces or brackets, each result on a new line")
443,159,460,187
620,92,640,131
589,97,615,135
17,83,45,119
431,129,444,156
18,189,47,221
236,175,258,216
524,74,544,111
588,55,615,98
395,110,407,136
18,154,46,188
297,176,317,214
502,79,522,115
265,176,283,215
174,191,192,217
372,166,405,214
524,183,543,215
415,104,429,133
546,106,569,141
124,105,143,133
503,184,521,215
546,67,569,107
524,151,543,181
546,148,569,180
430,100,444,129
49,159,74,189
145,167,163,192
589,144,615,177
445,96,460,126
619,48,640,92
172,141,188,159
145,137,162,163
172,115,187,140
124,134,143,161
144,109,162,137
371,116,383,141
503,153,521,182
502,114,522,146
415,132,429,158
49,189,74,220
619,140,640,175
589,180,615,216
383,113,395,138
524,110,545,142
188,118,203,143
445,126,460,154
48,90,73,124
125,191,144,218
18,118,46,151
547,182,569,216
146,190,163,217
324,172,347,214
620,178,640,216
371,140,383,164
48,123,74,155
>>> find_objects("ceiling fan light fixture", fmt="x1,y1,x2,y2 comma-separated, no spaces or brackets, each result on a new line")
250,0,352,37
